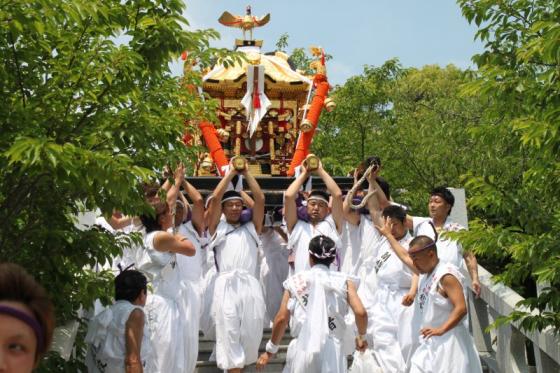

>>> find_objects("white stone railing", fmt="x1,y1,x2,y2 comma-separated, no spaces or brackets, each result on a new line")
465,265,560,373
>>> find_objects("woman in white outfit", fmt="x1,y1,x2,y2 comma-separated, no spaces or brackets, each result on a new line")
138,198,196,373
257,235,368,373
174,179,205,373
376,220,482,373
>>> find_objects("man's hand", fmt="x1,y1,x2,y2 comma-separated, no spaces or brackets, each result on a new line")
256,352,273,371
174,162,185,181
420,326,445,339
374,217,394,238
401,292,415,306
366,164,379,184
355,336,368,352
471,279,481,298
228,159,240,176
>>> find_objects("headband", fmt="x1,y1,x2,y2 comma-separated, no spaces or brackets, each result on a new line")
308,236,337,259
221,195,243,204
307,196,329,205
0,305,44,353
410,241,437,254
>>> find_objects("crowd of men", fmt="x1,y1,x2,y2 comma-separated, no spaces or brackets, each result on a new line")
85,157,483,373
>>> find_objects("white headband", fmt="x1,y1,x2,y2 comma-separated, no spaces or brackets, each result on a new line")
307,196,329,205
221,196,243,204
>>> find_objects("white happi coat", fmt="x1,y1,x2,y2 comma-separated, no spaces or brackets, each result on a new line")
413,216,465,270
354,215,383,301
339,220,362,275
176,221,204,373
85,300,153,373
260,227,290,323
289,215,342,274
409,262,482,373
367,229,413,373
283,265,357,373
210,220,266,370
138,231,189,373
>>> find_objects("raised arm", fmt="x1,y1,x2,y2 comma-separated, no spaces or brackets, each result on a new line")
284,166,310,233
343,169,361,226
207,167,237,235
316,162,343,233
182,180,205,235
153,231,196,256
240,190,255,209
106,212,134,230
166,163,185,209
420,274,467,339
375,218,419,275
367,171,384,227
242,166,265,234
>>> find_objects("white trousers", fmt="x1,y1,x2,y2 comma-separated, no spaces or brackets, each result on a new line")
213,270,266,370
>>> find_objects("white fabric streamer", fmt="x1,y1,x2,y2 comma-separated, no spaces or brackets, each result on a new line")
241,65,271,137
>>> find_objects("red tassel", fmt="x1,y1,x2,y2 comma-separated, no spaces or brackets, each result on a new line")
253,81,261,109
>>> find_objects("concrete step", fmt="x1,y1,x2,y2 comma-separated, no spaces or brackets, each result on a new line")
196,328,292,372
195,359,286,373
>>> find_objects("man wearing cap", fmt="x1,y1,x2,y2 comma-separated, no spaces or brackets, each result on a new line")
285,160,344,274
206,160,266,373
375,218,482,373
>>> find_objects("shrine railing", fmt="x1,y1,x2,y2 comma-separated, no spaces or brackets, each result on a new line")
465,265,560,373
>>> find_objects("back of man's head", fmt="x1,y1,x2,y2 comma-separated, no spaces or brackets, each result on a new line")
115,270,147,303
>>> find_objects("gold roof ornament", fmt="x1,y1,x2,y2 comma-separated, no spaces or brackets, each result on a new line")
218,5,270,41
309,45,327,76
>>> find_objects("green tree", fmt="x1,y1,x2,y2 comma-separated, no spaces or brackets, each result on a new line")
314,59,402,176
275,33,332,75
454,0,560,332
315,62,502,215
0,0,238,368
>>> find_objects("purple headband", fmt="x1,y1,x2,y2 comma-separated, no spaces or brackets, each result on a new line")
410,241,437,254
0,305,44,353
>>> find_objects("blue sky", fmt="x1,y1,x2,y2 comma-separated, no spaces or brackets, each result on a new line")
173,1,484,85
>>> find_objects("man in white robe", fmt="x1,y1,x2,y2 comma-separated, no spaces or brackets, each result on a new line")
363,201,419,372
284,160,344,274
376,222,482,373
86,270,153,373
206,160,266,373
256,235,368,373
390,186,481,297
